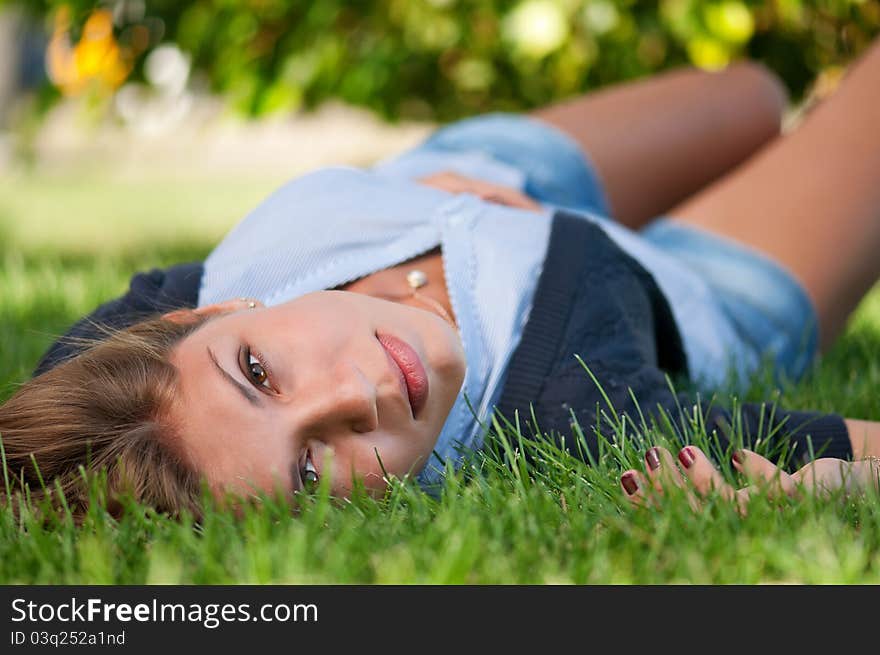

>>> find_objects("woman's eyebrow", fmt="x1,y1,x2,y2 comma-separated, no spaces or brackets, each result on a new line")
206,346,262,407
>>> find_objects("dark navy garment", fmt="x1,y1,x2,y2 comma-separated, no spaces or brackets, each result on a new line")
33,211,852,473
492,211,850,470
33,262,203,377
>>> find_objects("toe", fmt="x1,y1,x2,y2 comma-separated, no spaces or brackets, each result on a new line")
645,446,686,494
678,446,735,502
620,469,650,507
733,449,796,497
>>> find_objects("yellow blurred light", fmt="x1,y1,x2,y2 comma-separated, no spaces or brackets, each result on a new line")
452,58,495,91
503,0,569,59
582,0,619,35
704,1,754,44
46,7,132,97
687,36,731,70
775,0,806,28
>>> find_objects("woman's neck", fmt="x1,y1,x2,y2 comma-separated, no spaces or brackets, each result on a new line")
333,246,458,327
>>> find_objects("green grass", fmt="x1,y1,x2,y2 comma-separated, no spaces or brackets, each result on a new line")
1,169,879,584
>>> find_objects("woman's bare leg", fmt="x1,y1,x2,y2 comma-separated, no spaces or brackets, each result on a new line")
530,62,788,229
666,39,880,351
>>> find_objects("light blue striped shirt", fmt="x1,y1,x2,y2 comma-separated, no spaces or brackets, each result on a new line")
199,157,742,487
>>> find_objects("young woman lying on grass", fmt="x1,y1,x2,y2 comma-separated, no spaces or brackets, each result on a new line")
2,38,880,519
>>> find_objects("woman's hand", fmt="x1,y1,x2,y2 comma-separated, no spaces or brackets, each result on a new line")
417,171,543,212
620,445,880,514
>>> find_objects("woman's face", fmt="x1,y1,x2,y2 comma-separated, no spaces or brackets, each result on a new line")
168,291,466,499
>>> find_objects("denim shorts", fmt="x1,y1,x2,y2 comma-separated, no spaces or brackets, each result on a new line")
375,112,819,387
640,220,818,384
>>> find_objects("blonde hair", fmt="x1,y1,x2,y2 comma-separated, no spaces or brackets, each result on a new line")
0,314,208,521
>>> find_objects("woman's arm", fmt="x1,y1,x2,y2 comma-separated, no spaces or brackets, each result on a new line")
844,418,880,460
417,171,543,212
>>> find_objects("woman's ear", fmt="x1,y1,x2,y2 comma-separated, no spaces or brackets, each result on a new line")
161,298,264,324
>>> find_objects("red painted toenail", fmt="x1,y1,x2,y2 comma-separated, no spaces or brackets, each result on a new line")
732,451,743,465
621,472,639,495
678,447,695,469
645,447,661,471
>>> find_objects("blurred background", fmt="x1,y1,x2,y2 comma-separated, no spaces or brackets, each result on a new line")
0,3,878,381
1,1,879,245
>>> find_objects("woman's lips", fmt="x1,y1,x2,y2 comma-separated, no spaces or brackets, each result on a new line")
376,333,429,418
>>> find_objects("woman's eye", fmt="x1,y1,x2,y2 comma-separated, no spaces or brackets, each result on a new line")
302,454,319,488
247,352,272,389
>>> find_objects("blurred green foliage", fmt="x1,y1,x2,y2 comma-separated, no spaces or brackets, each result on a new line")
6,0,880,120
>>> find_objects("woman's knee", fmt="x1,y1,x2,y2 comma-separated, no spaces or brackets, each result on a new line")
723,60,789,132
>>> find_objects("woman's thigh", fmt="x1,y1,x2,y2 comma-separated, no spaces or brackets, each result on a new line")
665,39,880,351
531,62,787,230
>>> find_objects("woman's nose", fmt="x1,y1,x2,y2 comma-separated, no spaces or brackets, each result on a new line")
297,362,378,435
